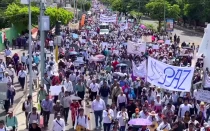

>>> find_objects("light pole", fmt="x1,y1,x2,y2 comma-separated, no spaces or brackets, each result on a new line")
40,0,45,86
164,0,166,32
28,0,33,96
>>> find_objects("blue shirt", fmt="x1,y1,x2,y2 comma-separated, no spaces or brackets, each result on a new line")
119,80,126,87
41,99,53,112
34,56,40,64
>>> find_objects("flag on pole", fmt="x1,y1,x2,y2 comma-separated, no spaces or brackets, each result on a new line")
204,72,210,88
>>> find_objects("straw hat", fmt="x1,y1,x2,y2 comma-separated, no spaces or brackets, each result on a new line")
200,101,205,105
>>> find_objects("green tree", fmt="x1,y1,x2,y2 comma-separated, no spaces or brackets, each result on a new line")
5,3,74,28
45,7,74,27
146,0,180,31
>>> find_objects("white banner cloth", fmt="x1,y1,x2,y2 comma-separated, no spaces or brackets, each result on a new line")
127,40,146,55
132,61,147,78
147,57,195,92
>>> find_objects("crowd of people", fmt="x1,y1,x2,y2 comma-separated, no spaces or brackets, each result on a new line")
0,0,209,131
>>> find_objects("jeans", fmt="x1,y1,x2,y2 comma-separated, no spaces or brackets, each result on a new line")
25,112,29,128
120,126,126,131
94,110,103,127
43,111,50,126
103,123,111,131
101,96,108,105
63,107,69,123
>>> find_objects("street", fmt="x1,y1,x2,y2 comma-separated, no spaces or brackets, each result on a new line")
141,17,203,46
11,18,204,131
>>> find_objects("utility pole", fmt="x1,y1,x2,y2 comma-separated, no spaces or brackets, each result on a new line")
74,0,76,22
164,0,166,32
76,0,78,21
28,0,33,96
138,0,141,23
40,1,45,86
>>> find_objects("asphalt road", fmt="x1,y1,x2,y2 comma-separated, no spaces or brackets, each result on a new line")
141,18,203,46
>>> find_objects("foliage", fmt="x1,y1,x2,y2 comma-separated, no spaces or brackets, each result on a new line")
5,3,74,28
5,3,40,26
111,0,124,13
130,10,143,19
143,23,157,31
45,7,74,27
146,0,180,31
76,0,91,11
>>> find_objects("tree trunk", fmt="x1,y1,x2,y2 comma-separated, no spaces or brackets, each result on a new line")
158,20,161,32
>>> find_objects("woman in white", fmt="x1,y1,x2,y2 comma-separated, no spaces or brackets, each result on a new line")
117,106,128,131
154,95,162,112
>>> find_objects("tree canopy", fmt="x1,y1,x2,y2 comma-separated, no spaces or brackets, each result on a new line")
4,3,74,28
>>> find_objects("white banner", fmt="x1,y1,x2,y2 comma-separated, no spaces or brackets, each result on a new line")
147,57,195,92
127,40,146,55
120,21,128,31
204,72,210,88
132,61,147,78
100,14,117,23
195,89,210,103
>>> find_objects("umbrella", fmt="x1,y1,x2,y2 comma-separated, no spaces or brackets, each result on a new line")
113,72,127,77
95,54,105,59
116,63,127,67
140,24,146,29
157,40,164,43
128,118,152,126
70,95,82,100
69,51,78,55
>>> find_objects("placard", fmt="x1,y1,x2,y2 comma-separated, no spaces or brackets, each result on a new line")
50,85,65,95
195,89,210,103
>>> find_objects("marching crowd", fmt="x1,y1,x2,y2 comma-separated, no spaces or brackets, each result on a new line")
0,0,209,131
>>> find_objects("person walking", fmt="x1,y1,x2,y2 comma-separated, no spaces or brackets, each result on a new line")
99,81,111,105
52,113,65,131
23,95,32,129
91,95,106,129
7,82,15,107
103,104,114,131
5,111,18,131
61,91,71,124
41,94,53,127
18,67,27,90
27,107,40,129
37,86,47,115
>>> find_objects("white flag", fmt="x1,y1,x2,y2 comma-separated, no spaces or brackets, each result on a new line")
204,72,210,88
132,61,147,78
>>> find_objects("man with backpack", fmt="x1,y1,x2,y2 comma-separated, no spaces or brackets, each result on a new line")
22,95,32,129
5,111,18,131
27,107,40,130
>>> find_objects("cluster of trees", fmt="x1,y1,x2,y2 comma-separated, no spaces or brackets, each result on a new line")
0,0,74,29
100,0,210,28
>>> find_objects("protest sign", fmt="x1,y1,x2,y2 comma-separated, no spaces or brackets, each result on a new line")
100,14,117,23
195,89,210,103
50,85,65,95
152,45,159,50
127,40,146,55
147,57,195,92
132,61,147,78
165,40,171,45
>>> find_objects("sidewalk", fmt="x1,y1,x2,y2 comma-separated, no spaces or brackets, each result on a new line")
14,91,38,131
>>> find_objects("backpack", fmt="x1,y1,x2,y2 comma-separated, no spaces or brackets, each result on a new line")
22,101,28,111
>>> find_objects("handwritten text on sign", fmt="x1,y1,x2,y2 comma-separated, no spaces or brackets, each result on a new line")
195,89,210,103
147,57,194,92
